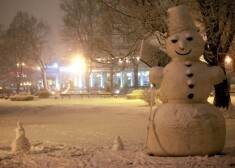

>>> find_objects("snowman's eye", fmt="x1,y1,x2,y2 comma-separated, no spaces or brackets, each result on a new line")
171,39,178,43
187,37,193,41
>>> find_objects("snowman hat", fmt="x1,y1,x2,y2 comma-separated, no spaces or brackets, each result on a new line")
167,5,199,36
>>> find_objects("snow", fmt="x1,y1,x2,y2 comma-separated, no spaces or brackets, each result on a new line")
0,97,235,167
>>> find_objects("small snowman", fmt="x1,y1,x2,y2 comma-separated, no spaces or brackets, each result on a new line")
112,135,124,151
11,122,30,153
144,5,226,156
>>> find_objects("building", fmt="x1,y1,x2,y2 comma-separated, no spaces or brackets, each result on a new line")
32,61,151,92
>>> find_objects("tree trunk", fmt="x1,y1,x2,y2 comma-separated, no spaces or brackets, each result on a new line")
197,0,231,108
203,38,231,109
109,66,114,92
133,64,139,89
16,82,20,94
15,63,23,94
41,68,48,91
85,69,90,93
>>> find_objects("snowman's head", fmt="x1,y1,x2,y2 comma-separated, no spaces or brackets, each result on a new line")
166,30,205,61
165,5,205,61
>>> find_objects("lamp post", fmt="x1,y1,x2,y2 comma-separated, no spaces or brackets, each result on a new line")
225,55,233,74
224,55,234,88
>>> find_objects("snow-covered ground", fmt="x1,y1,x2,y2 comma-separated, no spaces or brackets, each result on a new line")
0,96,235,167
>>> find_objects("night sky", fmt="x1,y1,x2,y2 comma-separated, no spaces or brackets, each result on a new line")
0,0,66,58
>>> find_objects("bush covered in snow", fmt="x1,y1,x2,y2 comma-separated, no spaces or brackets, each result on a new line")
141,88,166,106
126,90,143,99
37,90,50,99
155,89,167,104
141,89,155,106
10,93,34,101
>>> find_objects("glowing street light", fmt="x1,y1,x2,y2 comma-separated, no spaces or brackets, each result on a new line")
53,62,59,68
225,55,234,74
70,54,86,72
69,53,86,89
17,62,25,66
225,55,232,64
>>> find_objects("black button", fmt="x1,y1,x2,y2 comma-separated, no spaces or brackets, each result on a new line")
187,73,193,77
185,61,192,67
188,84,194,88
188,94,194,99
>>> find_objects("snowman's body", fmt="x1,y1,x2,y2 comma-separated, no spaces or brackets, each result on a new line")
146,5,226,156
147,60,226,156
11,122,30,153
161,61,223,103
147,102,225,156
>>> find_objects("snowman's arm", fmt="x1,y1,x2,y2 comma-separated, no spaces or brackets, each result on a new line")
149,66,164,85
210,66,225,85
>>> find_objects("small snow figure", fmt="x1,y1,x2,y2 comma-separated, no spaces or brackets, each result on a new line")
143,5,226,156
11,122,30,153
112,135,124,151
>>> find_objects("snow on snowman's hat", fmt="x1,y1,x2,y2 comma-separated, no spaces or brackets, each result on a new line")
167,5,199,36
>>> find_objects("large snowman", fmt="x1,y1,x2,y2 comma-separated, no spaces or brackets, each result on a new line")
145,5,226,156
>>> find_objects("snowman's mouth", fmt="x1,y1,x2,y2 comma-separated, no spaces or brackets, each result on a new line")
175,49,192,55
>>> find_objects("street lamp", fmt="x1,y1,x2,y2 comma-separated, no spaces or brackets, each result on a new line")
17,62,25,67
224,55,234,75
225,55,232,64
69,53,86,89
70,54,86,72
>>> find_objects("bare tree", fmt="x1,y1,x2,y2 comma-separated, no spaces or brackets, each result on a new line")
100,0,168,88
3,12,31,93
0,26,13,87
100,0,168,41
25,15,51,91
195,0,235,108
96,4,143,88
61,0,149,90
61,0,105,92
1,12,52,92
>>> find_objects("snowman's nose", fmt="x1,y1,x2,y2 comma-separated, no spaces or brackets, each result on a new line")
179,46,185,51
179,41,185,51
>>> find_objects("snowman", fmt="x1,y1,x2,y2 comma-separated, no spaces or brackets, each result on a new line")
145,5,226,156
11,122,30,153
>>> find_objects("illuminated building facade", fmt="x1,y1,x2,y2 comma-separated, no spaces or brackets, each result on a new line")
32,62,150,91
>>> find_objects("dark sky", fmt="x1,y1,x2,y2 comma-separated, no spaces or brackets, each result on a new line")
0,0,66,58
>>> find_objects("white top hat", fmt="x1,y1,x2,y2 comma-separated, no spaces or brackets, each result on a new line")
167,5,198,36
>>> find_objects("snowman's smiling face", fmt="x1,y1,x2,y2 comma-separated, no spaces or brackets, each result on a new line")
166,30,205,61
175,49,191,55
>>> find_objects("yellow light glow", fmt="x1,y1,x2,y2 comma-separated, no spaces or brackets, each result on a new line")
70,54,86,72
17,62,25,66
225,55,232,64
